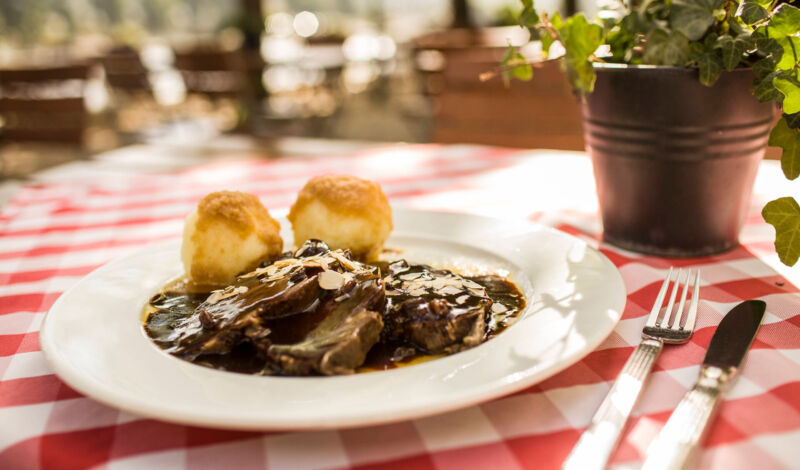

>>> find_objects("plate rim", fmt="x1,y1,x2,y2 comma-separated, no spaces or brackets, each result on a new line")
40,209,626,430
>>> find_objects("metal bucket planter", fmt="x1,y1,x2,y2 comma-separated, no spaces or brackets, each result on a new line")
582,65,775,257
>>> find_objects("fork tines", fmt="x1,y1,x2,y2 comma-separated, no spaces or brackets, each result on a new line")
645,267,701,332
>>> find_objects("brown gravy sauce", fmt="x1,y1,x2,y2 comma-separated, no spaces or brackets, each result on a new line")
144,263,526,375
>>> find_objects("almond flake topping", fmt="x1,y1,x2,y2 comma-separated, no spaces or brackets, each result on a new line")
328,251,358,271
492,303,509,314
462,279,483,289
439,285,463,296
205,286,241,305
318,270,345,290
468,288,486,298
399,272,422,281
455,295,470,304
407,288,428,297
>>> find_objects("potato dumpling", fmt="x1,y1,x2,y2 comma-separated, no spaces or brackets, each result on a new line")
181,191,283,285
288,175,392,260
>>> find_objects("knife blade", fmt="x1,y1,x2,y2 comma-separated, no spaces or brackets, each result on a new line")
641,300,765,470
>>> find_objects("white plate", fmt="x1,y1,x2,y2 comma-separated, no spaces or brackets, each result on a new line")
41,210,626,430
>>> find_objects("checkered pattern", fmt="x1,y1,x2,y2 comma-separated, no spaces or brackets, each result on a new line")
1,144,799,470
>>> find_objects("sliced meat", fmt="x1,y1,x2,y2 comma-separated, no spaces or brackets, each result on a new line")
266,274,385,375
165,240,385,372
381,260,492,353
166,273,324,359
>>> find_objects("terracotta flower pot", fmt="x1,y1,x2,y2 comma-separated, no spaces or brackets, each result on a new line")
582,65,775,257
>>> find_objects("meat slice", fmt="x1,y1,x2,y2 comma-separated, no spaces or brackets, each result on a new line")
266,274,384,375
166,240,385,375
381,260,492,353
166,273,324,359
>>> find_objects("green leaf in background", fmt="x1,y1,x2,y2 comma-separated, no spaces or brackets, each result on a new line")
606,12,642,62
775,36,800,70
556,13,604,59
519,0,540,27
774,77,800,113
754,33,785,64
762,197,800,266
554,13,604,93
670,0,724,41
501,44,533,85
541,25,556,58
644,29,690,65
753,56,777,80
690,42,723,86
715,34,751,71
739,0,769,25
755,71,781,101
769,117,800,180
785,112,800,128
768,4,800,38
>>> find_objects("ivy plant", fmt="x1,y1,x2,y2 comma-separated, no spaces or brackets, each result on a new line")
503,0,800,265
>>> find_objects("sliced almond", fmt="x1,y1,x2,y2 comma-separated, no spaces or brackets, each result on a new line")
206,290,223,305
462,279,483,289
329,251,358,271
318,270,345,290
439,285,462,296
455,294,469,304
399,272,422,281
492,303,508,314
468,288,486,298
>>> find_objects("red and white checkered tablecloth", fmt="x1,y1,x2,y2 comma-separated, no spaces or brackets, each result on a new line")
1,143,799,470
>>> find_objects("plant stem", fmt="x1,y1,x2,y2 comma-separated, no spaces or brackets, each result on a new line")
539,13,563,46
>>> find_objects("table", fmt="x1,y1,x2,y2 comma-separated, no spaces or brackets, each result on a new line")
1,140,799,470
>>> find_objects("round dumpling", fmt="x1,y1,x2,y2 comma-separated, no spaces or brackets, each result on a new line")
181,191,283,285
288,175,392,260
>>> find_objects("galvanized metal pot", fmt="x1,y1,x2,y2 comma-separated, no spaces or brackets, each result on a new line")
582,65,775,257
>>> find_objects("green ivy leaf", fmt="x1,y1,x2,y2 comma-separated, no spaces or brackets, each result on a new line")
554,13,604,93
754,34,785,63
715,34,751,71
753,56,777,80
754,71,781,102
501,45,533,85
670,0,724,41
768,4,800,38
775,36,800,70
769,117,800,180
739,0,769,25
690,42,723,86
541,32,556,58
557,13,604,59
644,29,690,65
519,0,540,27
785,112,800,128
762,197,800,266
774,77,800,113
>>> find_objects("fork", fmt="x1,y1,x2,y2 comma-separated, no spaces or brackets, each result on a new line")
562,267,701,470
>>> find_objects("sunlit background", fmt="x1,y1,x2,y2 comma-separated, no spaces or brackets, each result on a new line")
0,0,594,176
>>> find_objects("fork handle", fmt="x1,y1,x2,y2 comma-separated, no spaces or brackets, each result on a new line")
562,338,663,470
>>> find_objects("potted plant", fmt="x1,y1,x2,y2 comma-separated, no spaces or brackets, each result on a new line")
500,0,800,261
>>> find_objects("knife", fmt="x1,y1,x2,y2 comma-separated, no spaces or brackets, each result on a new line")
641,299,766,470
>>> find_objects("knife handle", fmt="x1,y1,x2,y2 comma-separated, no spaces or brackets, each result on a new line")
641,366,732,470
563,338,663,470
